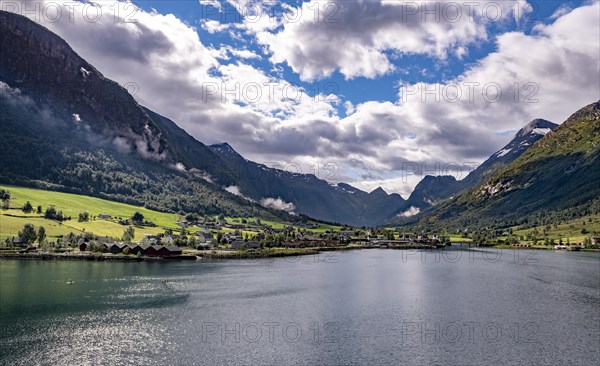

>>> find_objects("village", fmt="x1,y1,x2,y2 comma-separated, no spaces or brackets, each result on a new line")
2,186,598,260
4,209,448,259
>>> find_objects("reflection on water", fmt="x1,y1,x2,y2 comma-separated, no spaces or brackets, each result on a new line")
1,249,599,365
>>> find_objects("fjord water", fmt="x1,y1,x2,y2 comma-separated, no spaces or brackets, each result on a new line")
1,249,598,365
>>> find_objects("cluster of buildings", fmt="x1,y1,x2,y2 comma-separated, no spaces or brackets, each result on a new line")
79,241,182,257
355,235,445,249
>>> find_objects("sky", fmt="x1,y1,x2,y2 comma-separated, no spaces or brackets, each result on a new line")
2,0,599,197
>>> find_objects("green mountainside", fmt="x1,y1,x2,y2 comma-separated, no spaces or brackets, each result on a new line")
422,100,600,227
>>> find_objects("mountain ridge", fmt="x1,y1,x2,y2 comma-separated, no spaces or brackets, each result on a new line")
420,100,600,227
403,118,560,215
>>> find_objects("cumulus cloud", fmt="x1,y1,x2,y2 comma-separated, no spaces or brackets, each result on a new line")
251,0,532,80
201,19,230,34
260,197,296,213
2,0,598,197
224,185,255,202
399,206,421,218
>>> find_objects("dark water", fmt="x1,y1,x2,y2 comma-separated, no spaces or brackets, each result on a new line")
1,248,599,365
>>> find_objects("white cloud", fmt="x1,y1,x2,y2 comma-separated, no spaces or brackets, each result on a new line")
399,206,421,218
201,19,230,34
260,197,295,213
2,0,598,197
250,0,532,80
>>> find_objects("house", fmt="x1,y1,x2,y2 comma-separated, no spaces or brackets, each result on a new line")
129,244,149,256
142,235,160,244
79,240,90,251
157,246,182,256
165,235,180,245
143,245,160,257
592,237,600,245
98,213,111,220
10,237,28,248
195,232,211,243
110,243,128,254
223,234,243,244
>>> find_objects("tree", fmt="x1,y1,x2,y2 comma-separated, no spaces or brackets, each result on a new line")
37,205,42,214
256,218,261,226
185,213,199,222
45,206,57,219
0,189,10,201
37,226,46,244
78,212,90,222
218,213,225,221
122,226,135,242
22,201,33,213
19,224,37,244
131,212,144,225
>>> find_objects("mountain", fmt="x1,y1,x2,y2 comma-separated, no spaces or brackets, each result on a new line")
404,175,461,211
404,118,559,213
208,142,405,226
461,118,559,186
0,10,280,219
0,10,404,226
422,100,600,226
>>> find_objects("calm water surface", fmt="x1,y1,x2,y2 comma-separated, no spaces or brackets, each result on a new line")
1,248,599,365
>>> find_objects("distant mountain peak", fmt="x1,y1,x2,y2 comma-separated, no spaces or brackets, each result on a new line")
370,187,387,196
516,118,557,139
336,183,365,195
210,142,244,159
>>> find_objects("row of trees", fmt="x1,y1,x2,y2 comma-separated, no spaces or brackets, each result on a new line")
15,224,46,244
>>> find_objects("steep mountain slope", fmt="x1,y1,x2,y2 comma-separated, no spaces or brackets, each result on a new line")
461,119,558,186
423,100,600,226
404,119,559,212
404,175,462,210
0,10,404,225
0,10,279,219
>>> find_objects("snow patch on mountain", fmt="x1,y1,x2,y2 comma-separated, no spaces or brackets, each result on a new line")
531,128,552,135
496,148,512,157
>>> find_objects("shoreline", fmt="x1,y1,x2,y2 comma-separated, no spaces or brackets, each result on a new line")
2,244,597,262
0,245,439,262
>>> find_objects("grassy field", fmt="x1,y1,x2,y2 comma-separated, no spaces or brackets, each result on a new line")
511,213,600,244
223,216,342,233
446,234,473,243
0,185,343,243
0,185,183,241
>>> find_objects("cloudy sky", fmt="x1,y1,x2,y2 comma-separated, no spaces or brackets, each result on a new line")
3,0,599,197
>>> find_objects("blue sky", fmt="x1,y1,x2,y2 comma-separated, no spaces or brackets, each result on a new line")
8,0,598,197
132,0,589,116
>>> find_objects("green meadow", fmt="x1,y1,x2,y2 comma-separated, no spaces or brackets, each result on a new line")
0,185,183,241
0,185,343,243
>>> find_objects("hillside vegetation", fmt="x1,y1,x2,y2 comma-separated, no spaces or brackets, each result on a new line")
424,100,600,227
0,185,182,241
